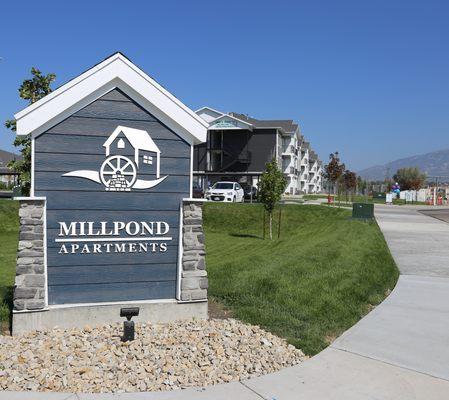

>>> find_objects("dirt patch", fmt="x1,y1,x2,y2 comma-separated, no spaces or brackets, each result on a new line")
208,298,233,320
0,321,10,336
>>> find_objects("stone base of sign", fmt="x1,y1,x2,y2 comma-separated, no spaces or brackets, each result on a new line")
12,300,207,336
13,198,46,312
181,200,208,301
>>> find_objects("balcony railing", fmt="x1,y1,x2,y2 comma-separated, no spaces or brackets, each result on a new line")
282,144,297,155
206,149,251,172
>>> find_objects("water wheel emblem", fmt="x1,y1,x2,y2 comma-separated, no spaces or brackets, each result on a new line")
100,155,137,191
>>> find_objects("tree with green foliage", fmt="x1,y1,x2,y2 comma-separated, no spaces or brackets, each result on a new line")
393,167,426,191
258,158,287,240
5,68,56,195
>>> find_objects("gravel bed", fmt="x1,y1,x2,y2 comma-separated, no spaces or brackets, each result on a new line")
0,319,305,393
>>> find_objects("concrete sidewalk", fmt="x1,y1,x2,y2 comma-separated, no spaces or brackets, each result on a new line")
3,206,449,399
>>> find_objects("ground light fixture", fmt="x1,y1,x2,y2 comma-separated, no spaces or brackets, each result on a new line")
120,307,140,342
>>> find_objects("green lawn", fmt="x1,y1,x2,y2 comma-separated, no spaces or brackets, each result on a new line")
0,200,399,353
204,203,399,355
0,199,19,326
302,194,330,200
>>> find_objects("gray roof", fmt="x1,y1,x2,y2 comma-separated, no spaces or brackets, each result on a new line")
0,149,21,170
309,151,318,162
229,112,298,133
0,167,19,174
224,113,320,162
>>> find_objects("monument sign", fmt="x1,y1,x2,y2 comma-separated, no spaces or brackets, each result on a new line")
12,53,209,334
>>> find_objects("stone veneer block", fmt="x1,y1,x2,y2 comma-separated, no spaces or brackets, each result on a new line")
14,200,46,311
181,201,208,302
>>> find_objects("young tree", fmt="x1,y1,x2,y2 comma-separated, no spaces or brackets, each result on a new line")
5,68,56,195
258,158,287,240
356,176,367,195
343,170,357,201
324,151,345,198
393,167,426,191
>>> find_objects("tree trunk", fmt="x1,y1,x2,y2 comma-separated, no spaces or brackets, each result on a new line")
269,213,273,240
277,207,282,239
263,210,266,240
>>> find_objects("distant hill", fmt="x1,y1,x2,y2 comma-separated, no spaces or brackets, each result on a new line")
358,149,449,181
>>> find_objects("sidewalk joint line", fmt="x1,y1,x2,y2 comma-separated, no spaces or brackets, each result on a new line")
330,346,449,383
239,381,268,399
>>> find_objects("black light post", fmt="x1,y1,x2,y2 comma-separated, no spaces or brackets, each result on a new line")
120,307,140,342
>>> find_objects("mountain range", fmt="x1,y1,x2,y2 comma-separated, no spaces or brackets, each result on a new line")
358,149,449,181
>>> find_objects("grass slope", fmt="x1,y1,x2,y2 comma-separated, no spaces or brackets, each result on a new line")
204,203,399,355
0,200,19,324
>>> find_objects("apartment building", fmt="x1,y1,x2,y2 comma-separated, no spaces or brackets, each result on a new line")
193,107,322,194
307,151,322,193
0,149,20,186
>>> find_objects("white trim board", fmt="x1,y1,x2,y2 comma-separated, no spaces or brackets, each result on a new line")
48,298,178,310
14,53,208,145
43,204,48,307
13,196,47,201
176,202,183,301
189,145,194,199
30,138,35,197
182,198,209,202
195,106,224,116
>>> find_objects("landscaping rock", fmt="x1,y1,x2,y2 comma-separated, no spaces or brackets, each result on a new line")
0,319,305,393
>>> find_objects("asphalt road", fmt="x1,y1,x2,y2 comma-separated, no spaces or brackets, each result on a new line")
420,208,449,223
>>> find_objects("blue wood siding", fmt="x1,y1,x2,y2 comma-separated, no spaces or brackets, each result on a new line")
34,89,190,305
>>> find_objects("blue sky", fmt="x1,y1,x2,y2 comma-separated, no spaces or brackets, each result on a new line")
1,0,448,170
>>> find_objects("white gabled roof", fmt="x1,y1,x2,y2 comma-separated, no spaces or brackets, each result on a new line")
195,106,224,116
195,106,224,124
14,52,208,144
104,126,160,153
208,113,254,130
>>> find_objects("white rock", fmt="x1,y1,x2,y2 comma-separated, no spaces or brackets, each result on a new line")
0,318,305,393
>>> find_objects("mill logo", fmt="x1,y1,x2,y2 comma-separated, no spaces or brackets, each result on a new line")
63,126,168,191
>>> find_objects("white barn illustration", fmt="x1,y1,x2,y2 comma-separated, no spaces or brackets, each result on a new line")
103,126,161,178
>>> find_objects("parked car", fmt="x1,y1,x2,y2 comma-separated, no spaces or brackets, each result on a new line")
241,184,258,200
205,181,244,202
192,183,204,199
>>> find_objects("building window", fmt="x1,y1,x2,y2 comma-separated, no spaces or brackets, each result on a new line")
117,138,125,149
143,155,153,165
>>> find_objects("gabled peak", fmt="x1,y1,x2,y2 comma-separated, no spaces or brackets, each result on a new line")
195,106,224,123
208,113,254,130
15,53,208,144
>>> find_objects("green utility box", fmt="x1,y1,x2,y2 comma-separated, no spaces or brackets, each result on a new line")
352,203,374,219
372,191,386,200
